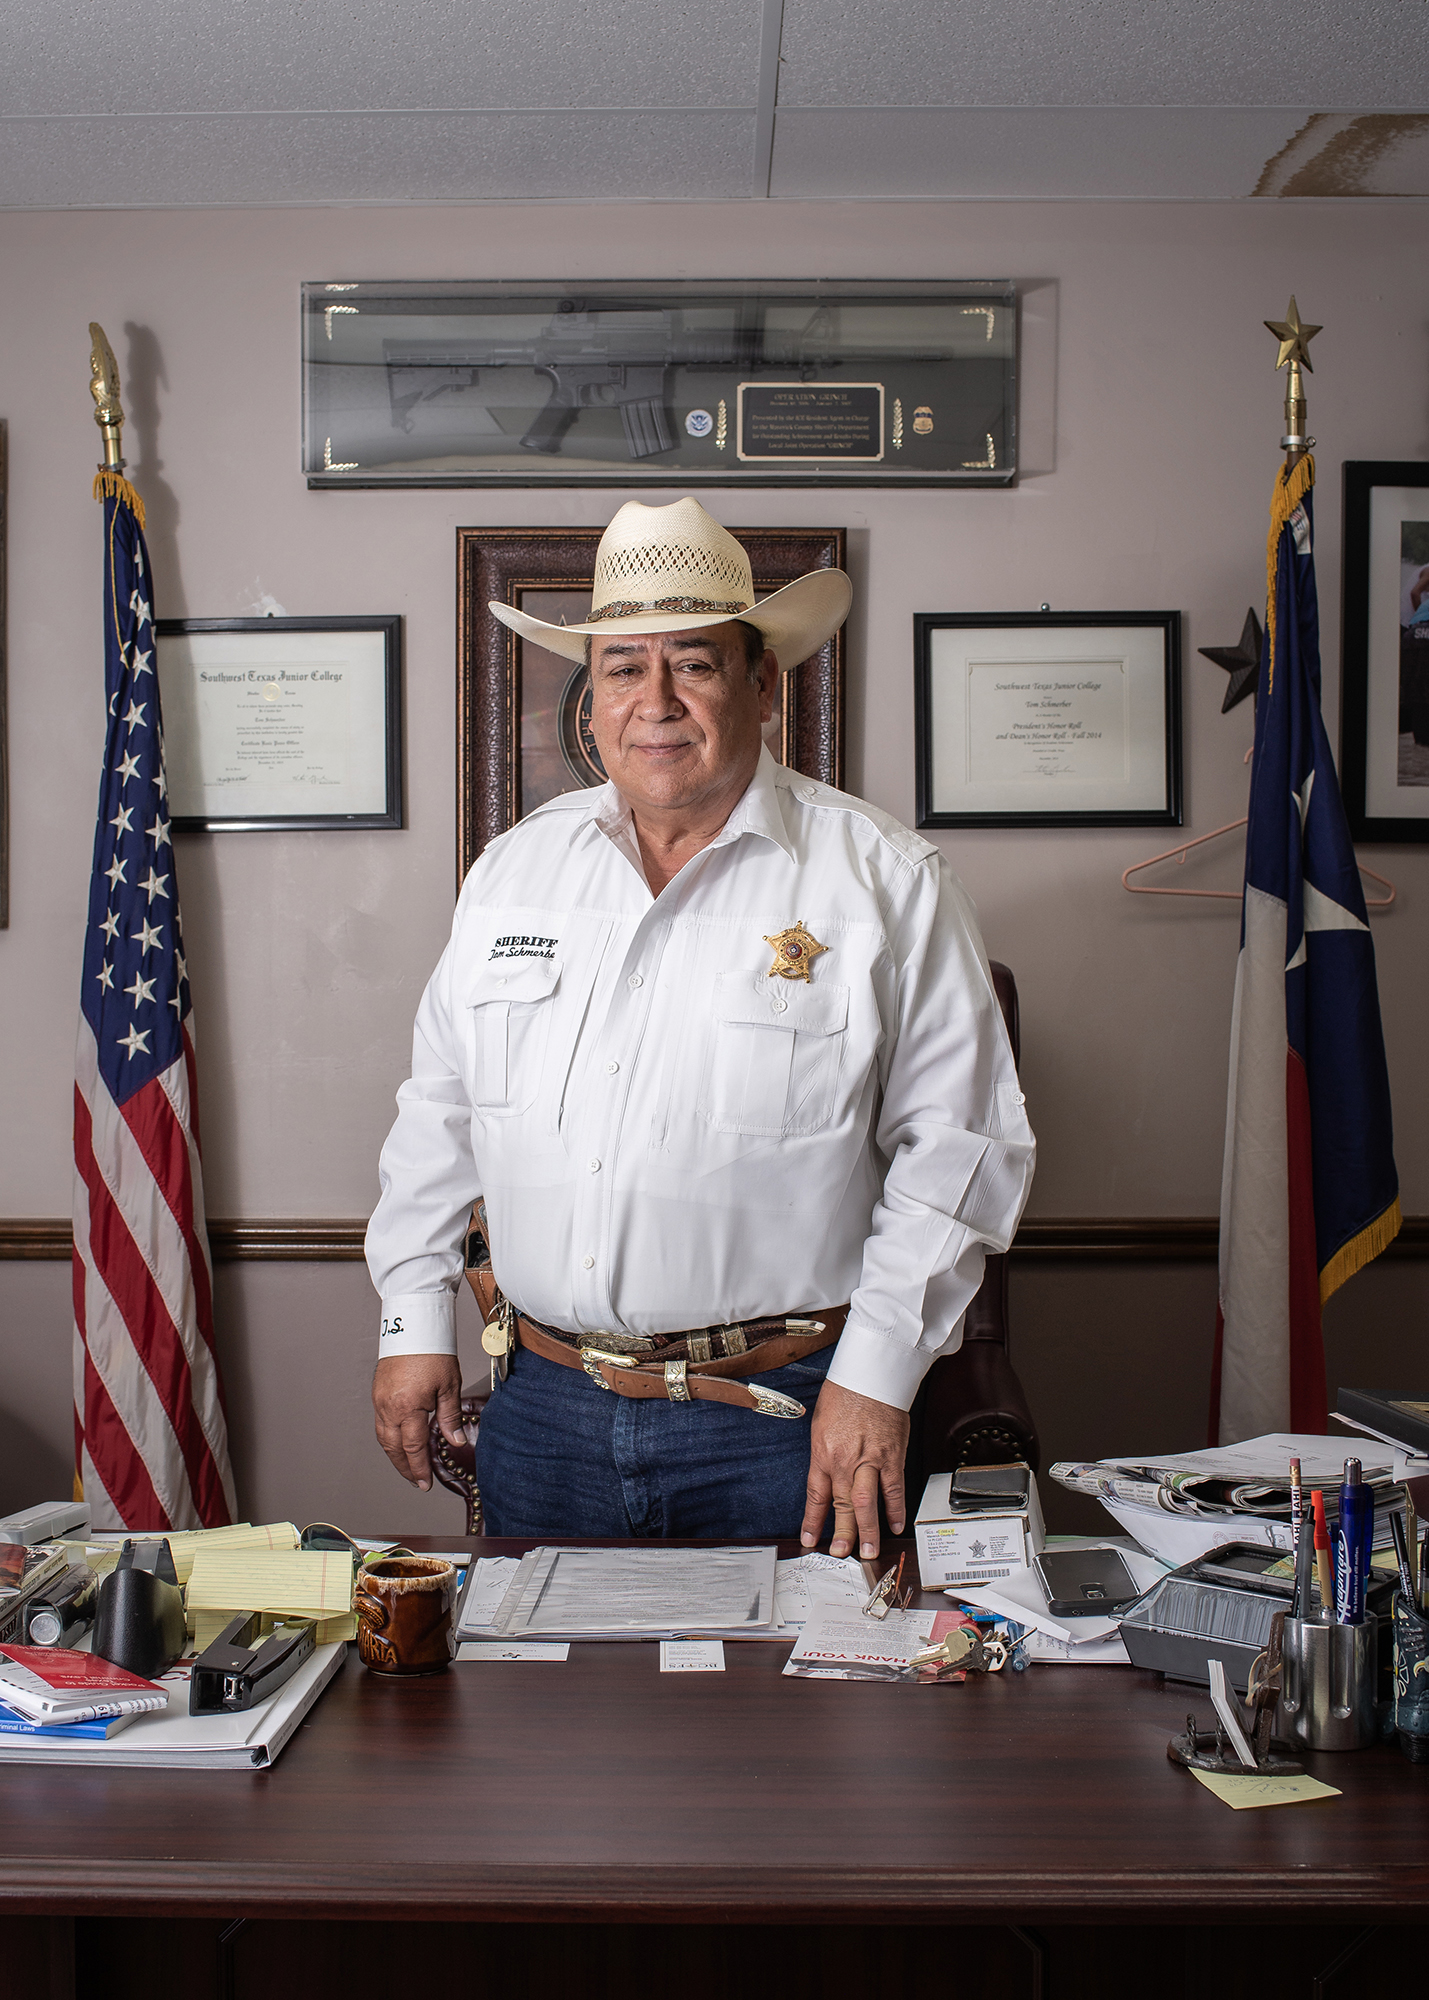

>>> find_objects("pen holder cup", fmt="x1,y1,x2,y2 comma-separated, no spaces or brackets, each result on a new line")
1393,1593,1429,1764
1277,1616,1377,1752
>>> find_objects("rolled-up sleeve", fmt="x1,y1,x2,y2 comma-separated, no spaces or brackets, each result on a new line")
826,855,1035,1410
365,915,481,1360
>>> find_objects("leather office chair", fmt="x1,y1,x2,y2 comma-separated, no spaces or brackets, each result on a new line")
429,961,1038,1532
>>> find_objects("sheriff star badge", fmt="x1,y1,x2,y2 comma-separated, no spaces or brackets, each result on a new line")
764,921,828,981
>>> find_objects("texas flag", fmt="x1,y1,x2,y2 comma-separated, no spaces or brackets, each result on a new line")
1212,455,1400,1444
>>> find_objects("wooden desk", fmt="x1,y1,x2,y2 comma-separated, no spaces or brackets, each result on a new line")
3,1537,1426,2000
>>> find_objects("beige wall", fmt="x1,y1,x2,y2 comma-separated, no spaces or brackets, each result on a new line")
2,198,1426,1529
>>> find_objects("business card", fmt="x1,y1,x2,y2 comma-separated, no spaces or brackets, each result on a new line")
455,1642,570,1662
659,1640,726,1672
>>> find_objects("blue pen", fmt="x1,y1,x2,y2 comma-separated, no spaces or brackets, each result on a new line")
1334,1456,1373,1624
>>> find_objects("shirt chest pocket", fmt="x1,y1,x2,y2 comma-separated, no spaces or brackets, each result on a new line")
465,960,560,1112
699,972,849,1138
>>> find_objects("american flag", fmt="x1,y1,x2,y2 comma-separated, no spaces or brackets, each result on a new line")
1212,456,1400,1443
72,479,236,1530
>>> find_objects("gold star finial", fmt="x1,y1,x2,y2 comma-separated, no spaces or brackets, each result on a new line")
1264,296,1322,374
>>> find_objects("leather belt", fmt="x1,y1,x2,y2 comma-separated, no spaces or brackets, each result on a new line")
466,1267,844,1419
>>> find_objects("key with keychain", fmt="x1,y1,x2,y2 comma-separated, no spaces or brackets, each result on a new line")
481,1291,515,1390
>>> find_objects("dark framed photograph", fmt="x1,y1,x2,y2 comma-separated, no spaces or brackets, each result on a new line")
304,279,1015,490
155,616,402,833
1341,460,1429,842
0,420,7,927
914,611,1182,828
455,527,846,882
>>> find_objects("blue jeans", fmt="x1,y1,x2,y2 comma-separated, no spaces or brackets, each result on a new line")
476,1341,835,1539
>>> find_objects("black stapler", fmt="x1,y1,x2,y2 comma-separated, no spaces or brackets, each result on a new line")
189,1614,317,1715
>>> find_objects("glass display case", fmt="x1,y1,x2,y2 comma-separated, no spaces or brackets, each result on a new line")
302,279,1016,488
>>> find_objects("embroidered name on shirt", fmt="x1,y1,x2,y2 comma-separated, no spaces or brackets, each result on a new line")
489,935,558,961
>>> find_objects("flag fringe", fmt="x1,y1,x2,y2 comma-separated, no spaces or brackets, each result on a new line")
1319,1194,1402,1304
92,469,146,529
1265,451,1314,695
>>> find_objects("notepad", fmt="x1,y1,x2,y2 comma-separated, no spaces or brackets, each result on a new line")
1189,1769,1342,1810
87,1522,300,1586
186,1547,356,1649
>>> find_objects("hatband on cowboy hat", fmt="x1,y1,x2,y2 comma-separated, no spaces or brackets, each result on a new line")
488,497,852,669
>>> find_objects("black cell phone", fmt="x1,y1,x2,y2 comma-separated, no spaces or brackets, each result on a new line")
952,1463,1029,1503
1033,1547,1141,1618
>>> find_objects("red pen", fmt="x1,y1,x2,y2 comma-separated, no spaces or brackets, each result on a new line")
1311,1488,1335,1618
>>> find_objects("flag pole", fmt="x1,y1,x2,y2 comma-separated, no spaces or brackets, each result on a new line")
75,321,236,1528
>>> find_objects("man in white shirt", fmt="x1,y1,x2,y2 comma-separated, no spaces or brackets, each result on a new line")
367,498,1034,1560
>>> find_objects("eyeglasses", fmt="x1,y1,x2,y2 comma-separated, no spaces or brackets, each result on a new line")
299,1523,414,1568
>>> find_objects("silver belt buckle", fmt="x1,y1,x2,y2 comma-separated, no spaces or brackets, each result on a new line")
579,1344,638,1391
748,1385,805,1420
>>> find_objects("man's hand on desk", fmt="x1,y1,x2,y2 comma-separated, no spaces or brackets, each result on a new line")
802,1381,909,1560
372,1355,466,1491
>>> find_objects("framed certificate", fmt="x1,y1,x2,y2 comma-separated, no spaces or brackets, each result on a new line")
155,616,402,831
1340,460,1429,842
914,611,1182,828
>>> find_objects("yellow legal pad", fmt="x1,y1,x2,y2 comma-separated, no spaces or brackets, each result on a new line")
1190,1769,1342,1810
85,1521,301,1586
185,1546,357,1650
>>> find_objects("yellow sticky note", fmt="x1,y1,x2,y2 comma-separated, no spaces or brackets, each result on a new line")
1189,1768,1341,1810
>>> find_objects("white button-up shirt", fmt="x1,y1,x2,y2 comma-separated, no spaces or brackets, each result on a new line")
366,749,1035,1410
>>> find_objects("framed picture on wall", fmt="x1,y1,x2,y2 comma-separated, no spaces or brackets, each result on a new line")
913,610,1183,829
155,616,403,832
1341,460,1429,842
455,526,846,884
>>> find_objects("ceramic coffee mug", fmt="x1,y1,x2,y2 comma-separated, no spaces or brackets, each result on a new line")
354,1557,457,1675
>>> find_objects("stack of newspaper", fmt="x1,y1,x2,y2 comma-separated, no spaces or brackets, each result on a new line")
1051,1433,1402,1567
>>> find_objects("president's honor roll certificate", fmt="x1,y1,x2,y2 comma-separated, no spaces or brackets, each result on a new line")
927,625,1170,818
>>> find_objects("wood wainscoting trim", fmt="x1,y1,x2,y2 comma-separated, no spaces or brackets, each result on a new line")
5,1216,1428,1263
0,1219,369,1261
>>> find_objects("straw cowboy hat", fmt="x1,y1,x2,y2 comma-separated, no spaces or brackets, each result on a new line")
489,497,852,670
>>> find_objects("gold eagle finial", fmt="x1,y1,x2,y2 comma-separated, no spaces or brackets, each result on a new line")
89,321,126,471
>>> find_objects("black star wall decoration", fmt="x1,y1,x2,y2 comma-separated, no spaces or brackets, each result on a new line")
1199,607,1262,713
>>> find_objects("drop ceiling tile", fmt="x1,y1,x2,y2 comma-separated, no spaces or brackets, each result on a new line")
0,0,760,117
770,106,1312,200
0,110,756,207
777,0,1427,109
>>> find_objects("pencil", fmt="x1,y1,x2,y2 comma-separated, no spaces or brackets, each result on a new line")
1311,1488,1335,1619
1289,1455,1303,1554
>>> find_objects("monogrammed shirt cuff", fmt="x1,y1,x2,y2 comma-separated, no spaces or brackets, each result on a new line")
825,1322,940,1413
377,1293,457,1359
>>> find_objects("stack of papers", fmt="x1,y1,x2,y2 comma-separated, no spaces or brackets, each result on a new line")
456,1548,868,1645
186,1547,356,1649
783,1606,938,1680
946,1539,1168,1664
459,1545,781,1642
1051,1434,1399,1568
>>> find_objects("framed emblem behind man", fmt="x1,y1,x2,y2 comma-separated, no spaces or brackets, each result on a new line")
456,527,846,882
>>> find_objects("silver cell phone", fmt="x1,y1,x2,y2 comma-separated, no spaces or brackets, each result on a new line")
1033,1547,1140,1618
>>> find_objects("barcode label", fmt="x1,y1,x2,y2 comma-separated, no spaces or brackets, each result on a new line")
942,1568,1012,1584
